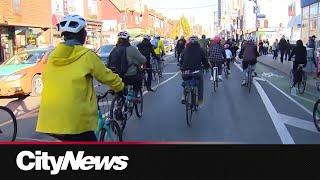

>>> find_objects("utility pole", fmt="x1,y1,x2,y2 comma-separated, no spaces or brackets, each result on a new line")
249,0,258,42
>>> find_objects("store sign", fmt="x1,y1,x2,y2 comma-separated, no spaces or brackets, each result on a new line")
301,0,318,8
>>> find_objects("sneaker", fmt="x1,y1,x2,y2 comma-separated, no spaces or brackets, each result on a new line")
210,76,214,81
181,98,186,104
291,87,297,96
241,80,246,86
228,70,231,74
218,75,223,81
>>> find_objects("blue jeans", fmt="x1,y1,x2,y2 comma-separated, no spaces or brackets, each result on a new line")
242,61,256,81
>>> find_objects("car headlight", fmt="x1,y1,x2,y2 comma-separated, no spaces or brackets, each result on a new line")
5,73,26,82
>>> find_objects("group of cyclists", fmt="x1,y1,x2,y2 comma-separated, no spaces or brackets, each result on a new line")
34,14,307,142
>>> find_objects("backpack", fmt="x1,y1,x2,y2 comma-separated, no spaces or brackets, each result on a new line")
243,43,257,61
150,38,158,49
107,45,129,78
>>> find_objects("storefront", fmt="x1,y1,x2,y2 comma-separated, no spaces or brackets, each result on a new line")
301,0,320,44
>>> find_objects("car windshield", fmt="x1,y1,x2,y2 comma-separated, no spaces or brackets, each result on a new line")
97,45,115,54
4,50,46,65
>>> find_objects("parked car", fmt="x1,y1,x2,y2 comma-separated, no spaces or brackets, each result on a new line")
0,47,53,98
163,39,174,53
96,44,115,65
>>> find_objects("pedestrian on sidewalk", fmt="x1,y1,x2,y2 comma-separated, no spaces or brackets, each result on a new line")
272,39,278,60
285,40,291,61
288,40,307,96
278,35,288,63
306,35,317,68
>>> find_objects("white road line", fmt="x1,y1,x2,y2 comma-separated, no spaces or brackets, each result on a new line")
143,71,180,95
254,80,295,144
162,72,177,75
234,63,295,144
265,80,313,116
279,113,319,133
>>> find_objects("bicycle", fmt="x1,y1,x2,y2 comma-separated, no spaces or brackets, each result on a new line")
182,70,199,127
210,61,219,92
109,84,143,133
223,60,229,80
313,98,320,132
246,64,254,93
95,89,122,142
0,106,17,141
289,64,307,94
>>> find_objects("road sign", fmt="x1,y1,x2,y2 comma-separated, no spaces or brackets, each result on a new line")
257,14,266,19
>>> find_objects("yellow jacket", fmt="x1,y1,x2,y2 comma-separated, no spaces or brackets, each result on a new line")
36,43,124,135
154,39,165,56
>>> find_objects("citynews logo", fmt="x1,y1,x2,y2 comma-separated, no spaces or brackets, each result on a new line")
16,151,129,175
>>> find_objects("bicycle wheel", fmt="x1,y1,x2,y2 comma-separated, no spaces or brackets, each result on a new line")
134,89,143,118
313,99,320,132
248,70,252,93
298,72,306,94
185,91,192,127
192,88,198,112
0,106,17,141
99,120,122,142
289,69,294,88
110,96,127,132
152,70,160,90
224,66,228,80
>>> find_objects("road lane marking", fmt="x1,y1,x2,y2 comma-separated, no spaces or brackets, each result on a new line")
265,80,313,116
162,72,178,75
279,113,319,133
143,71,180,95
235,62,295,144
254,80,295,144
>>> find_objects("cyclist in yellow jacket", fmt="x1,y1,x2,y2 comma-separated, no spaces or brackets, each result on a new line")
152,35,165,77
36,15,124,141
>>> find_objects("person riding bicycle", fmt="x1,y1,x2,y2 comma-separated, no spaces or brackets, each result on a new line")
288,40,307,95
198,34,209,57
239,37,259,86
224,44,232,74
176,36,186,63
36,14,124,142
108,31,146,93
152,35,165,77
107,31,146,121
180,35,210,106
208,36,226,81
137,34,157,92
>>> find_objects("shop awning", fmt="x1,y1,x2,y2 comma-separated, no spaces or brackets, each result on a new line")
287,14,302,28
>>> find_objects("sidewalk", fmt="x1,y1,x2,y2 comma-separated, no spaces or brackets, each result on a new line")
257,54,319,89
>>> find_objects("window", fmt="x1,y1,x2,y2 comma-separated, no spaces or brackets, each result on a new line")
303,6,309,20
310,18,317,37
301,19,309,43
12,0,21,14
310,3,318,18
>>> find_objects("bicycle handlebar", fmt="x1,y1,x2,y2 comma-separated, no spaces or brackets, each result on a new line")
97,89,115,100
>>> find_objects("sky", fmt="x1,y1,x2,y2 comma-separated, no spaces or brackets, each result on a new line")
143,0,217,28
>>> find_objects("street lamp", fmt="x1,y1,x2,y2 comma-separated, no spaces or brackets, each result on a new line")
249,0,258,42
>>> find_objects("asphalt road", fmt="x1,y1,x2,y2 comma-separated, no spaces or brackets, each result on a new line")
0,53,319,143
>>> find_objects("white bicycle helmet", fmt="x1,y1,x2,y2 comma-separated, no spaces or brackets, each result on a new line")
57,14,86,34
118,31,130,39
144,34,151,40
155,34,161,39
